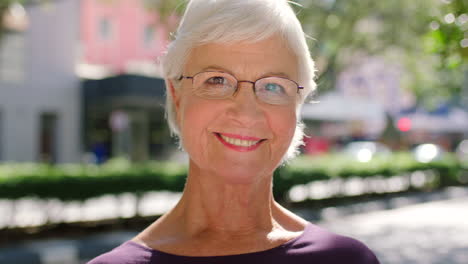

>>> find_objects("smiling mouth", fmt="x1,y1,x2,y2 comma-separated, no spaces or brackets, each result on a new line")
214,133,266,151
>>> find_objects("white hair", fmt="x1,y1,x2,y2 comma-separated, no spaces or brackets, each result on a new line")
161,0,316,161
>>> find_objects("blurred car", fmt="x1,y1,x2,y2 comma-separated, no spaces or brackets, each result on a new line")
343,141,391,162
412,143,445,163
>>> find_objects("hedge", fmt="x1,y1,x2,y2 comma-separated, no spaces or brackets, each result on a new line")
0,153,465,201
0,159,187,201
273,152,464,198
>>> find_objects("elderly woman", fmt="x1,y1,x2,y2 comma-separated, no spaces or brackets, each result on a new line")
89,0,380,263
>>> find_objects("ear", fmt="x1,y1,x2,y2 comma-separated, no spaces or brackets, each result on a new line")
167,79,183,128
168,79,181,112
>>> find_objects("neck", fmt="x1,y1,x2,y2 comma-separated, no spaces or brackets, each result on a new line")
172,159,278,236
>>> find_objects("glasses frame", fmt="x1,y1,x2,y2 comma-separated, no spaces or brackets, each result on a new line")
178,71,304,104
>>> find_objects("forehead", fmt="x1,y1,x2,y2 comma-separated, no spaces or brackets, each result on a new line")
184,35,298,80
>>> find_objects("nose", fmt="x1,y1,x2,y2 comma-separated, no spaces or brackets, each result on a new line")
233,79,257,98
226,81,265,127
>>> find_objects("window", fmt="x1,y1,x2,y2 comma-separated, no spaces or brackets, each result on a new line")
99,18,112,40
143,25,156,47
39,113,58,163
0,31,25,83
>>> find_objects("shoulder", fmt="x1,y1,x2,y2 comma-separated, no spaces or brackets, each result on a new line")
87,241,154,264
296,223,380,264
325,232,380,264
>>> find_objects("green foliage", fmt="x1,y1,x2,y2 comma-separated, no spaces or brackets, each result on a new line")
291,0,468,106
273,152,463,199
0,153,464,201
419,0,468,106
0,0,23,9
0,159,188,200
294,0,438,92
424,0,467,61
141,0,187,19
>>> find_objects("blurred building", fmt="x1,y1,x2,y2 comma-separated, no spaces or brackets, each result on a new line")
301,57,404,147
0,0,81,163
79,0,172,75
82,74,169,163
301,56,468,153
78,0,174,162
0,0,174,163
336,57,410,115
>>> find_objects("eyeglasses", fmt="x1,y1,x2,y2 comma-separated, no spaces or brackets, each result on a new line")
178,71,303,105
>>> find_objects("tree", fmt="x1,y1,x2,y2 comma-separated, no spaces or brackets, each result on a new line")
425,0,468,63
423,0,468,107
293,0,466,107
294,1,435,89
139,0,186,37
141,0,186,20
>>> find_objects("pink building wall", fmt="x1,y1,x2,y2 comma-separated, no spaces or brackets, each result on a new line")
81,0,171,73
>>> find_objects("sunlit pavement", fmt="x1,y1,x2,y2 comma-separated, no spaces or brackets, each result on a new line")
321,195,468,264
0,186,467,264
0,192,182,229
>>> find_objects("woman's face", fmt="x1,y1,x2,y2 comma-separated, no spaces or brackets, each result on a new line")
174,35,299,184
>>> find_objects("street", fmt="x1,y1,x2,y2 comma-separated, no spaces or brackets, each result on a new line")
322,195,468,264
0,186,467,264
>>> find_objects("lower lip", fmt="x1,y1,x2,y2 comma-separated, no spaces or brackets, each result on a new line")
214,133,264,152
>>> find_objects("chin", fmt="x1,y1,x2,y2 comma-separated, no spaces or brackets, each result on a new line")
186,144,283,185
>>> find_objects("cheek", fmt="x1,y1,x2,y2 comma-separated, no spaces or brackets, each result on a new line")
178,97,216,149
269,107,297,146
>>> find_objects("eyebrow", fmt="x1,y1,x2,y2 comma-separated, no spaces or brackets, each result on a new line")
199,65,293,80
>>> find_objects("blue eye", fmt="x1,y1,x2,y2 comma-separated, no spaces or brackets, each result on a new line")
265,83,284,93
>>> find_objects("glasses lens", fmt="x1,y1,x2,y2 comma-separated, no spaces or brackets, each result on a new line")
255,77,298,105
192,72,236,99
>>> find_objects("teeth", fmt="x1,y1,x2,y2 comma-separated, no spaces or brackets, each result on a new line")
220,134,260,147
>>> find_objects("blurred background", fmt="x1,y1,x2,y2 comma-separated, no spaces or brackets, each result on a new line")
0,0,467,263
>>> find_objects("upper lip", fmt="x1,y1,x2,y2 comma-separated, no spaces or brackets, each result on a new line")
215,132,264,141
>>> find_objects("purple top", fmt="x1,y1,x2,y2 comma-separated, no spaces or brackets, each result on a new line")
87,223,380,264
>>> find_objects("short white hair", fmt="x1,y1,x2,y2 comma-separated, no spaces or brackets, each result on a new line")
161,0,316,161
